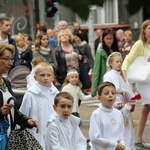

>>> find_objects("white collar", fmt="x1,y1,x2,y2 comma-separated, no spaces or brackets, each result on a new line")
0,36,8,43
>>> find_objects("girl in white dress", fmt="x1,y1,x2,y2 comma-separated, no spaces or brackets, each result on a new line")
103,52,135,150
61,69,92,118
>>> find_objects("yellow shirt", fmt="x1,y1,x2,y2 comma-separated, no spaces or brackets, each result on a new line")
122,40,149,71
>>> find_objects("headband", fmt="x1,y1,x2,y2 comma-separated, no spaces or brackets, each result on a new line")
106,52,121,68
67,71,79,76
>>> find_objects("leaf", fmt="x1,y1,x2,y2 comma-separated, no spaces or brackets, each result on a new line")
127,0,148,15
54,0,105,20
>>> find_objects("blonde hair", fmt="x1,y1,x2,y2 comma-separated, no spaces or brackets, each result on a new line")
34,62,54,75
124,30,132,37
107,52,122,70
15,34,26,47
107,52,126,82
57,29,74,44
61,69,82,89
140,19,150,45
0,42,15,56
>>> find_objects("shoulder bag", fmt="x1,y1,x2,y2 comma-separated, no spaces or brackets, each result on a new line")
6,97,43,150
126,42,150,83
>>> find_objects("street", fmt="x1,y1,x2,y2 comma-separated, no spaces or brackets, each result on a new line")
79,97,150,150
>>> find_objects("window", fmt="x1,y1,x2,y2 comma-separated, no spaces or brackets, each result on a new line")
76,0,118,25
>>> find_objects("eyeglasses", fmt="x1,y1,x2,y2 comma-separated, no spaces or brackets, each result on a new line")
104,38,113,41
0,57,14,62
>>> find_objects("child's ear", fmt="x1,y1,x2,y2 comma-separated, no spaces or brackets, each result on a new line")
98,95,101,101
53,104,56,111
34,75,37,81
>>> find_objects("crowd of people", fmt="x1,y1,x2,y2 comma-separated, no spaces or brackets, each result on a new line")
0,15,150,150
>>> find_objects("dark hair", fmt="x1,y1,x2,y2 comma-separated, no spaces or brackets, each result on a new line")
38,26,47,33
98,81,116,96
34,34,52,51
73,31,84,41
54,92,74,106
102,28,119,55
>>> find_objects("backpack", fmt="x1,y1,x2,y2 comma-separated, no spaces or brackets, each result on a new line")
8,65,31,89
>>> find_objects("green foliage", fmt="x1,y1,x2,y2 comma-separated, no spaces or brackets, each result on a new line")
0,0,148,20
127,0,148,15
54,0,105,20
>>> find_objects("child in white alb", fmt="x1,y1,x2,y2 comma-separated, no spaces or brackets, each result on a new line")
103,52,135,150
61,69,92,118
44,92,87,150
19,62,59,149
26,56,45,89
89,82,125,150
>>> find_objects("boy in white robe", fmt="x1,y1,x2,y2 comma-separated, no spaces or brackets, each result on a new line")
89,82,125,150
19,62,59,149
44,92,87,150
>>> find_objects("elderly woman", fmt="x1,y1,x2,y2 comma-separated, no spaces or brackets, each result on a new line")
54,29,79,86
0,43,38,149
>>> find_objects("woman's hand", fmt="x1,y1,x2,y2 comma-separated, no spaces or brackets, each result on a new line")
1,104,12,115
78,54,82,60
147,57,150,62
27,119,39,133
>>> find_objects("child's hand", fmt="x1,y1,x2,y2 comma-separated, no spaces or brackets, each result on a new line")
115,143,125,150
121,70,126,77
117,102,124,110
122,91,128,103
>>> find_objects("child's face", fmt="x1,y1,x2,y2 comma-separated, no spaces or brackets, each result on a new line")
53,98,73,119
110,56,122,71
98,86,116,109
34,68,54,87
68,74,78,85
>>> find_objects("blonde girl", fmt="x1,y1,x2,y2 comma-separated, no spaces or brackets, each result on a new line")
61,69,91,118
104,52,135,150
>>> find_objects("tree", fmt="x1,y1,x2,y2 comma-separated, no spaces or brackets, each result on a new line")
1,0,149,20
54,0,149,20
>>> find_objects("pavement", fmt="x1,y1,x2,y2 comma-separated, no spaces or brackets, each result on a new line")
79,97,150,150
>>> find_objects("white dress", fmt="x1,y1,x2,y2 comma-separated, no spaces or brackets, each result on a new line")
89,103,125,150
136,82,150,104
136,45,150,104
61,83,92,113
104,69,135,150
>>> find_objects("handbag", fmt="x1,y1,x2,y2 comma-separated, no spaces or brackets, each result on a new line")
127,42,150,83
6,97,43,150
